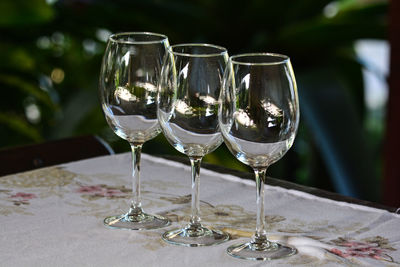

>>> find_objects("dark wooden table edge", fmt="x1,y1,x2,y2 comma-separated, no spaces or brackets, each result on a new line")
158,154,398,214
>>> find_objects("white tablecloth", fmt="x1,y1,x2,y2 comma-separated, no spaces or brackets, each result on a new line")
1,153,399,266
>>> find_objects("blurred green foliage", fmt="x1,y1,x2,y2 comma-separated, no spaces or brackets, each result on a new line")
0,0,388,202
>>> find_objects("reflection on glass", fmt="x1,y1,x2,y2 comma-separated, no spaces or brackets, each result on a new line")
219,53,299,260
158,43,230,246
98,32,170,230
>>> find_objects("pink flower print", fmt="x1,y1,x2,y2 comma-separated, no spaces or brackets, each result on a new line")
103,189,124,197
77,185,103,194
9,192,36,206
10,192,36,200
77,184,127,198
329,240,393,262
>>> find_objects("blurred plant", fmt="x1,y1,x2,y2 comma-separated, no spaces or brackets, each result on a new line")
0,0,387,202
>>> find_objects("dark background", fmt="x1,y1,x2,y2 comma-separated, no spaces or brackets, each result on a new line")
0,0,390,204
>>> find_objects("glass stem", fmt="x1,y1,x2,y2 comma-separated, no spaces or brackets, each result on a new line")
189,157,202,226
252,167,269,247
128,143,143,216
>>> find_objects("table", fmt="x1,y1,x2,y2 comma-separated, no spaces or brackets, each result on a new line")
1,153,399,266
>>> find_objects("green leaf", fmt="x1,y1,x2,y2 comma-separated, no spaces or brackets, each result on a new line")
0,45,35,71
0,0,54,27
0,74,57,109
0,113,42,142
277,2,387,48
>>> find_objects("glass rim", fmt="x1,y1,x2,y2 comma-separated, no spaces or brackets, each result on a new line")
230,53,290,66
109,31,168,44
169,43,228,58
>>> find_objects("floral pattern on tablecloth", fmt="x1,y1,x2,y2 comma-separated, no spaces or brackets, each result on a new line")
76,184,130,199
0,160,399,266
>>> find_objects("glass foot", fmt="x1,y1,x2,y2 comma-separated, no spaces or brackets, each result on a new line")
227,241,297,260
162,223,229,247
104,212,170,230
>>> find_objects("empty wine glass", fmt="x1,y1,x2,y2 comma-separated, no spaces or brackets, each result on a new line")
99,32,170,230
219,53,299,260
157,44,230,246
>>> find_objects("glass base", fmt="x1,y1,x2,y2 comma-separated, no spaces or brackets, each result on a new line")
162,223,229,247
227,240,297,260
104,212,170,230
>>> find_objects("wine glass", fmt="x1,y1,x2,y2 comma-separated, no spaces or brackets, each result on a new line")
99,32,170,230
157,43,230,246
219,53,299,260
